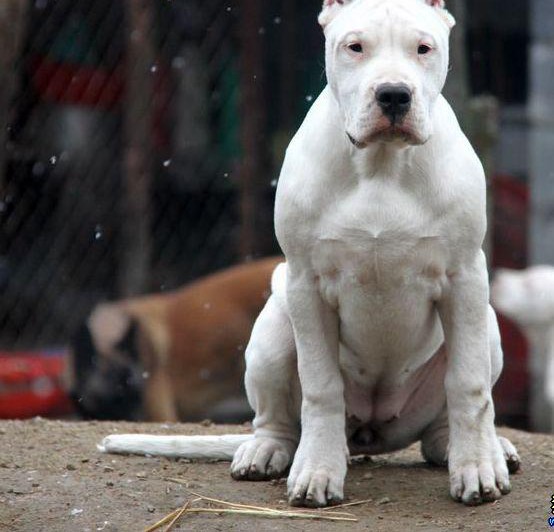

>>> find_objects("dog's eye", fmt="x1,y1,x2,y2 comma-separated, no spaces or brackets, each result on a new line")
347,43,363,54
418,44,432,55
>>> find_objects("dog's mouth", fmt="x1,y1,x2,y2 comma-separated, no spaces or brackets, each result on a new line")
348,119,425,148
370,125,414,143
346,132,367,149
347,126,415,148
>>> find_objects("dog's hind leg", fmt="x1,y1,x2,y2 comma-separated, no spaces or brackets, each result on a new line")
420,407,449,466
231,266,301,481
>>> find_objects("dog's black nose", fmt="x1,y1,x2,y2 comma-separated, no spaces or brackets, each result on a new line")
375,83,412,124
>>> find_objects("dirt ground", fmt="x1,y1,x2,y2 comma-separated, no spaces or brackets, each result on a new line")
0,420,552,532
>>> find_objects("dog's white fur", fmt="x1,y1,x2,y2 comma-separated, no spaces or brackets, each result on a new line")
100,0,519,507
98,434,251,460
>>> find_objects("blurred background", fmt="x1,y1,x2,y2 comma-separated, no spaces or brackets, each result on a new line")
0,0,552,432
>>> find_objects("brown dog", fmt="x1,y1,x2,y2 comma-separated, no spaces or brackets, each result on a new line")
67,257,282,422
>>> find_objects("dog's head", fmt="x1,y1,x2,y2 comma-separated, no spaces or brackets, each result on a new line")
491,267,554,329
320,0,455,147
69,304,144,420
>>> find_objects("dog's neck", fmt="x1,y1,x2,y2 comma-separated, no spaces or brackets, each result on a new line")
351,140,417,181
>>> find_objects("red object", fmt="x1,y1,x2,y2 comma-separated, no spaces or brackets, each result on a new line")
30,55,171,149
31,56,124,110
0,351,74,418
491,174,530,428
491,174,529,269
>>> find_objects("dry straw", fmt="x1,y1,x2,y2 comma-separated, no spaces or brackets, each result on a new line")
143,479,373,531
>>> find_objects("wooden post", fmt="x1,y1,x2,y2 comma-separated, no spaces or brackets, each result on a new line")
238,0,267,259
119,0,155,297
0,0,27,191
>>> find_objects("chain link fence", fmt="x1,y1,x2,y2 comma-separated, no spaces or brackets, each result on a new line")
0,0,328,349
0,0,530,353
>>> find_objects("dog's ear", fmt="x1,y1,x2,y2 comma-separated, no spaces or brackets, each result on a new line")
115,318,140,361
421,0,456,29
87,303,132,355
318,0,355,28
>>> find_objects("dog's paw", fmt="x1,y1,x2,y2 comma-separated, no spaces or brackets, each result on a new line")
448,436,511,505
230,437,294,481
287,443,347,507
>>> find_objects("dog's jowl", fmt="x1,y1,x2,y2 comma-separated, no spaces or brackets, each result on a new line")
100,0,520,508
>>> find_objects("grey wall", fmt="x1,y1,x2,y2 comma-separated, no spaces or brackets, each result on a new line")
529,0,554,266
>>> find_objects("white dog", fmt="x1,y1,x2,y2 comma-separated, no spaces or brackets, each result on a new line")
100,0,520,507
491,266,554,413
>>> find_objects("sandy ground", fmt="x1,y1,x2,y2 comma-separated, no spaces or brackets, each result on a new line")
0,419,552,532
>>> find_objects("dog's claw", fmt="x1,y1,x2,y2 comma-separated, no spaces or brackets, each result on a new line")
465,491,482,506
482,487,499,502
506,456,520,474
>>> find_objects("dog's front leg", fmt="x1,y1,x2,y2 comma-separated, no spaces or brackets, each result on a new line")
439,251,510,505
285,265,348,507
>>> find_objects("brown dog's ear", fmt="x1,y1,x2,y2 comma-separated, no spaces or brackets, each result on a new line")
87,303,132,356
318,0,355,28
421,0,456,29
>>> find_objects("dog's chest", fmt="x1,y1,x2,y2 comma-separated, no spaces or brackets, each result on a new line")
313,179,447,305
